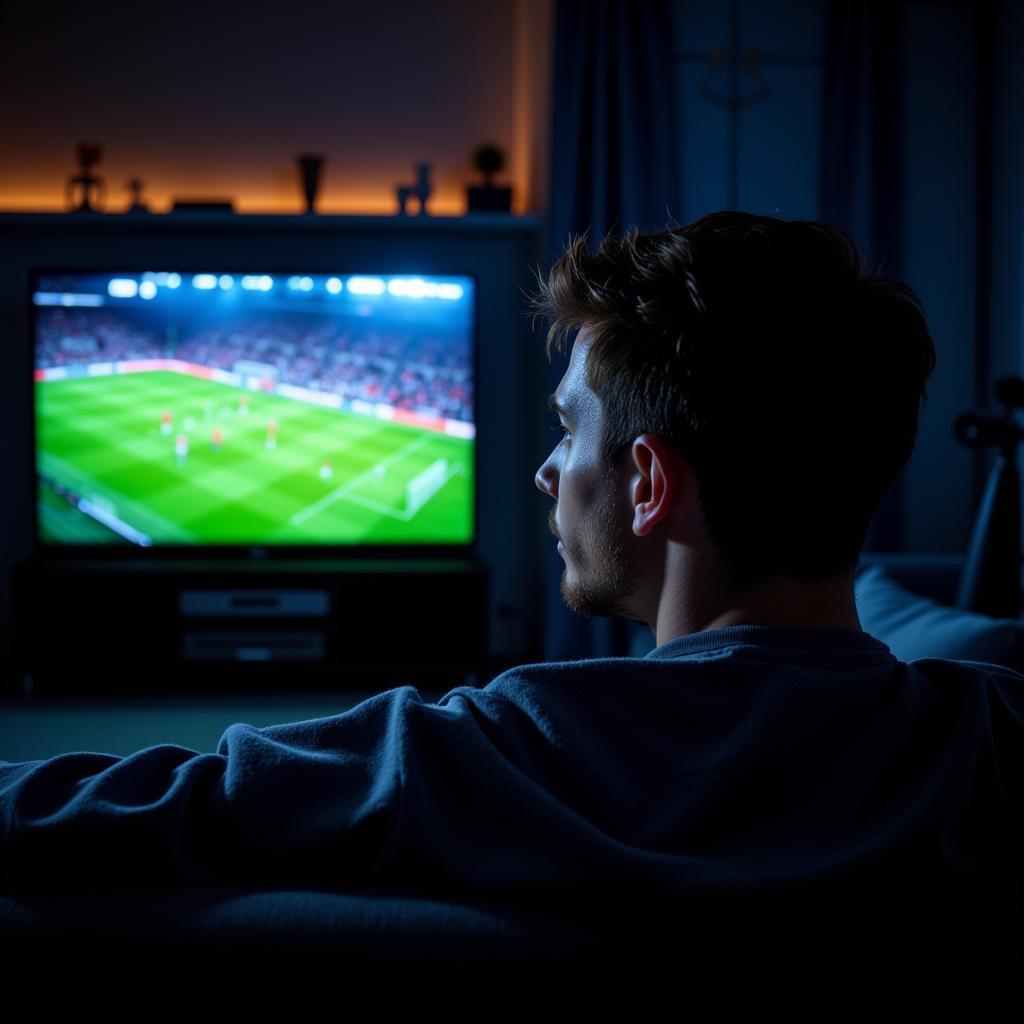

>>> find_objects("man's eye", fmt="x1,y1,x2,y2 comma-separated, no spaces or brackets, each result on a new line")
550,424,571,443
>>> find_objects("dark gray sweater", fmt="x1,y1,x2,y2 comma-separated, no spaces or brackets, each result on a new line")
2,624,1022,949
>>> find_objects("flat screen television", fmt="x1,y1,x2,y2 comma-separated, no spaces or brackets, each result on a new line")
31,269,476,553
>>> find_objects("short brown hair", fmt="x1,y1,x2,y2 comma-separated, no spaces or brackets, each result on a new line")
531,212,936,587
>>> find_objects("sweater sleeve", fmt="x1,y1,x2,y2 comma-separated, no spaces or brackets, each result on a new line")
0,687,413,887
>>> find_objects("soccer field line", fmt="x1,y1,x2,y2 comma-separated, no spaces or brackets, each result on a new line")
289,433,437,526
340,464,465,521
39,451,197,543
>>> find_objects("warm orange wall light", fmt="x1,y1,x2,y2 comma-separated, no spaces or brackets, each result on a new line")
1,183,470,217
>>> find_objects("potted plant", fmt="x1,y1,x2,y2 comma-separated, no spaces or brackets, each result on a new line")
467,142,513,214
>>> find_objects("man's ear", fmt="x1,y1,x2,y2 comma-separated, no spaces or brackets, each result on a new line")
630,434,680,537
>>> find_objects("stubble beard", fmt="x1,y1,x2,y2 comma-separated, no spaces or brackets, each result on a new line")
550,484,642,620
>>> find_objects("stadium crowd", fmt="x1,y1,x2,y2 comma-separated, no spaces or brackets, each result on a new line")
36,312,162,365
36,310,474,423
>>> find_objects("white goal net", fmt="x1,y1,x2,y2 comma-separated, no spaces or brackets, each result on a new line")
405,459,449,514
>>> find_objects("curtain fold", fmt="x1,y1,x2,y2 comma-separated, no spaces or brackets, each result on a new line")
540,0,679,660
820,0,906,552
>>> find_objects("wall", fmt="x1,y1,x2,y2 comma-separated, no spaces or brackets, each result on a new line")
1,0,552,216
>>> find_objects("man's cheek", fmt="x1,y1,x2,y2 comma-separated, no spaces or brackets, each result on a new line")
572,465,605,506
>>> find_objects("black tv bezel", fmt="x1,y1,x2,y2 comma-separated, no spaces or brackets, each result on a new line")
28,265,479,562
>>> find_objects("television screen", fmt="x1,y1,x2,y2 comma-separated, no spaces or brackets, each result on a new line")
32,270,475,549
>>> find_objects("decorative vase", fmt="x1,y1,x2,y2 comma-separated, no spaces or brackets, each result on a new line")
297,154,324,214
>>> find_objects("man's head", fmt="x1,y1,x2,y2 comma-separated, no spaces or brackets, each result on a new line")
533,211,936,631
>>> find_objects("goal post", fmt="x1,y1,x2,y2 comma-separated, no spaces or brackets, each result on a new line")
405,459,449,515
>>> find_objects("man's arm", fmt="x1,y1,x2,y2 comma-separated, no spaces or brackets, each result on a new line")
0,687,408,887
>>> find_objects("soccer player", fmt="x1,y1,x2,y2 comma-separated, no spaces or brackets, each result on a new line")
239,394,250,416
174,433,188,466
212,427,223,451
160,410,172,436
320,458,332,481
266,418,277,450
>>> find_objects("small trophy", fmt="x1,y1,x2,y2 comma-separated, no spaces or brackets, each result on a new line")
65,142,106,212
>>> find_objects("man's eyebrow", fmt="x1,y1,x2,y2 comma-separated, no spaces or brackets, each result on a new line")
547,393,577,421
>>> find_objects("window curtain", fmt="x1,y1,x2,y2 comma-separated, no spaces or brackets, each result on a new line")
820,0,906,552
540,0,679,660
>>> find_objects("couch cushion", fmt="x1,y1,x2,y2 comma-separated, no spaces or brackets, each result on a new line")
855,564,1024,671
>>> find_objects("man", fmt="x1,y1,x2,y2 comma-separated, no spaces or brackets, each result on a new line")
1,214,1022,972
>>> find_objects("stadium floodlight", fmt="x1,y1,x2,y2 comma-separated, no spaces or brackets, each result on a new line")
287,276,301,290
138,281,158,300
385,278,464,301
219,275,235,290
193,274,218,290
260,276,273,291
33,292,104,307
388,278,429,299
347,276,386,295
326,277,343,294
299,276,314,291
241,276,262,290
108,279,139,298
166,273,182,289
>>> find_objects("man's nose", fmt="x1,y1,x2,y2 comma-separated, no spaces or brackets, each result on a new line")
535,456,558,498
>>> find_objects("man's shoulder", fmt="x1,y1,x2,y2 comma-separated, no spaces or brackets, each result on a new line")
443,642,1019,707
414,657,640,713
904,654,1024,688
901,657,1024,727
453,655,690,722
479,655,655,690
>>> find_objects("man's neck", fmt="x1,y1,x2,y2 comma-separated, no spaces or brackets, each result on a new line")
654,574,863,646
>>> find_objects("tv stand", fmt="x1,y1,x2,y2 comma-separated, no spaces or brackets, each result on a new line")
11,558,488,697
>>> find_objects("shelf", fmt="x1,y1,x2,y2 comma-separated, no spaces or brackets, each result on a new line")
0,211,542,234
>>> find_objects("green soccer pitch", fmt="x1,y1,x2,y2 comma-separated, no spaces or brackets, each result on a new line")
35,371,474,546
